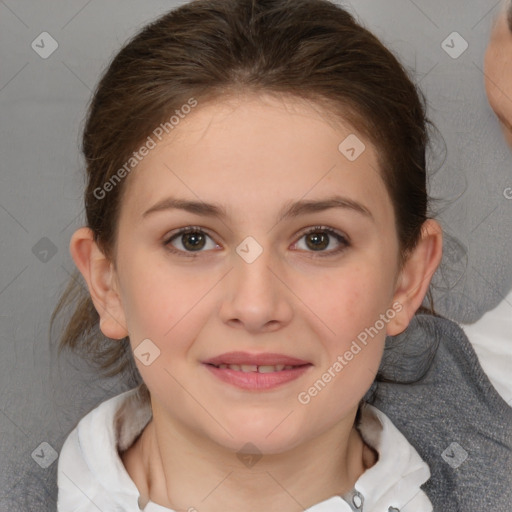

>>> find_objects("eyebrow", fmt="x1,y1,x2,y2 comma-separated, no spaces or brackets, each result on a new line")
142,195,374,222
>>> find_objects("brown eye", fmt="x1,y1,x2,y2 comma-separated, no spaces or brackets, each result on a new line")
164,227,219,255
293,226,350,257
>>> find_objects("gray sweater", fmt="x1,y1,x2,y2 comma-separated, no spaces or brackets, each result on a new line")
365,314,512,511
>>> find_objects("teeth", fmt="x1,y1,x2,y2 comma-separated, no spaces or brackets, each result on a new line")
215,363,297,372
258,364,285,373
240,364,258,372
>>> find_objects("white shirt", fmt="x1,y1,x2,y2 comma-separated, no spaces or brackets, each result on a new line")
57,386,433,512
462,289,512,406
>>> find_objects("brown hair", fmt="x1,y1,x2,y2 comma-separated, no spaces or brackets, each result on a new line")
50,0,435,387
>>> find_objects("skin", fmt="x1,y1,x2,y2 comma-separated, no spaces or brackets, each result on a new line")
484,4,512,146
70,92,442,512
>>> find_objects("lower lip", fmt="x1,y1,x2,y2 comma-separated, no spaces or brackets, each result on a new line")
203,363,312,390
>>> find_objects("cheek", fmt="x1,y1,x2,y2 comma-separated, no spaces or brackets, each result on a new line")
293,263,392,380
310,279,389,411
118,251,201,342
119,255,209,389
319,264,393,328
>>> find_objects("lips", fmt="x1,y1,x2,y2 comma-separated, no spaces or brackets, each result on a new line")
203,356,313,390
202,351,311,367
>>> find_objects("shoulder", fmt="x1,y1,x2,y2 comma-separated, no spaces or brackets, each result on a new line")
366,314,512,511
57,386,148,511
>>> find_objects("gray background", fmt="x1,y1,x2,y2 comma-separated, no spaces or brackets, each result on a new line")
1,0,511,510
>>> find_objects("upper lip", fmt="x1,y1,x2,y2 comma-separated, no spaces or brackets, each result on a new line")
203,351,311,366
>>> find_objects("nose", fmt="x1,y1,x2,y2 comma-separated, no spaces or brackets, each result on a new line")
218,240,294,333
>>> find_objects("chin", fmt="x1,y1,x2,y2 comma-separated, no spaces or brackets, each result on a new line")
210,419,305,456
227,435,303,458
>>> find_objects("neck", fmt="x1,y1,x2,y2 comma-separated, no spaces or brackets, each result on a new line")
122,398,376,512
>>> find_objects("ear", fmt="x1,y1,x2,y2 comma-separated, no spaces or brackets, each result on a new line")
386,219,443,336
69,227,128,340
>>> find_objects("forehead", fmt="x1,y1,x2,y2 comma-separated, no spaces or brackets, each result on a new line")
120,93,394,226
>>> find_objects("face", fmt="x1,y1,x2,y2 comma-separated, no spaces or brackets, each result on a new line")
111,93,403,454
485,7,512,146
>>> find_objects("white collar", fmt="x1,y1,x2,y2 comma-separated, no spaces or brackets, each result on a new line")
58,385,432,512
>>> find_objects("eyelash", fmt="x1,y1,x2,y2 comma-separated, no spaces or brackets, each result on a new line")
163,225,350,259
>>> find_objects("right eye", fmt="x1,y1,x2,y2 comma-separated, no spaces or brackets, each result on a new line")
163,226,221,256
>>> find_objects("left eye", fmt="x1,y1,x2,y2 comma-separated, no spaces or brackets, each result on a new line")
293,226,349,256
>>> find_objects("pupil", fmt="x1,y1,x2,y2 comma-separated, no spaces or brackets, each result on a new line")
307,232,328,250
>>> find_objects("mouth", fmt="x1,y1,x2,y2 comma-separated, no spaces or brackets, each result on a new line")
201,352,313,390
205,363,311,373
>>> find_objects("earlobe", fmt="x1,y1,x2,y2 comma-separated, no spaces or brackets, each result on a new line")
386,219,443,336
69,227,128,340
